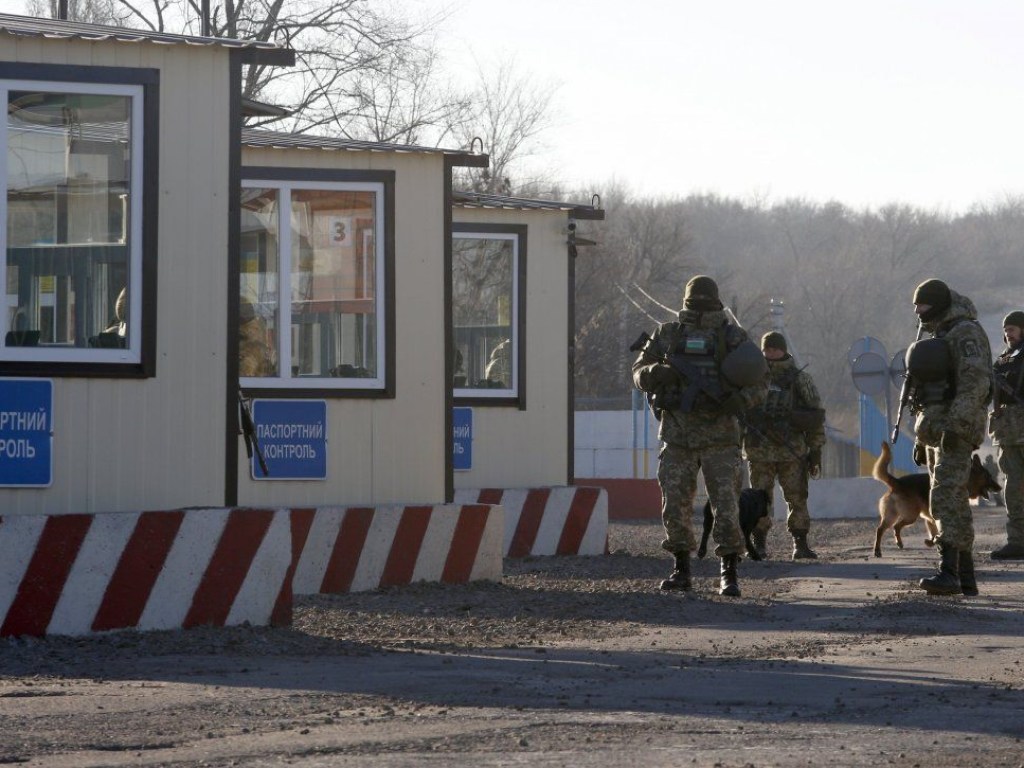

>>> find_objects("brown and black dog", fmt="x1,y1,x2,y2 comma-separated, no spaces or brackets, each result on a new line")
872,441,1001,557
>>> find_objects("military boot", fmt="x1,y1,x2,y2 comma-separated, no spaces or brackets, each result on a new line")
719,554,741,597
751,527,768,560
919,543,961,595
990,542,1024,560
791,531,818,560
959,549,978,597
659,551,692,592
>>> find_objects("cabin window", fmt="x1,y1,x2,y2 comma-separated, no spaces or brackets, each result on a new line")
239,179,388,391
0,71,154,375
452,226,525,405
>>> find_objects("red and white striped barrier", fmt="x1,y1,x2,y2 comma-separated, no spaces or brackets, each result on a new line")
0,508,298,638
454,486,608,557
292,504,503,595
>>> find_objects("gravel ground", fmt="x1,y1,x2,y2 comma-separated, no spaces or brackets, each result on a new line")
2,511,1023,768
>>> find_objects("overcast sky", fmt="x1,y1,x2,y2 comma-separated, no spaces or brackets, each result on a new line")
411,0,1024,213
5,0,1024,213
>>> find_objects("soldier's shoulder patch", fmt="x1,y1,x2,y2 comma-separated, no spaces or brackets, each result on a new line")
960,339,982,359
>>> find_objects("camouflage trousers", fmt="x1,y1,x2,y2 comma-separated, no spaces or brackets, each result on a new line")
748,459,810,533
925,441,975,550
657,443,744,558
997,445,1024,546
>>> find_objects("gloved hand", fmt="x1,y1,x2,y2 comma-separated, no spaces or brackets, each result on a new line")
807,448,822,478
720,392,745,416
913,442,927,467
646,363,677,391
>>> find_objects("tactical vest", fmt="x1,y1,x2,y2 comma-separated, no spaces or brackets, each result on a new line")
761,366,798,415
656,322,728,413
994,345,1024,407
907,335,954,407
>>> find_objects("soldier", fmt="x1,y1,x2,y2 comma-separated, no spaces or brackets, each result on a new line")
989,310,1024,560
743,332,827,560
907,279,992,596
632,275,767,597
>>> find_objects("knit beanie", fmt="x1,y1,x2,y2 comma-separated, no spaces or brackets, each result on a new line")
682,275,722,311
1003,311,1024,331
912,278,952,322
761,331,787,354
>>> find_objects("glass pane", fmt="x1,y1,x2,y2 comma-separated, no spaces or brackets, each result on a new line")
452,236,514,389
290,189,377,379
6,90,132,349
240,188,280,377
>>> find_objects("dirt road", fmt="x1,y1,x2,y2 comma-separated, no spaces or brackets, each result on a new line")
2,509,1023,767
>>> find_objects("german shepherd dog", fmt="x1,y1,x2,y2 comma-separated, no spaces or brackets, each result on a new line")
697,488,772,561
872,441,1001,557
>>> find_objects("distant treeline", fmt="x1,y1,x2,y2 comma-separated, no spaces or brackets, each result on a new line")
574,191,1024,436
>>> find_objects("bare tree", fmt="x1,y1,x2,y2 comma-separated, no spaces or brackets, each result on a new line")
346,43,471,146
26,0,129,24
31,0,468,144
454,57,559,195
575,189,696,404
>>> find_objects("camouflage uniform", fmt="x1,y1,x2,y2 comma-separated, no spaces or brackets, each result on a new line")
911,291,992,552
990,332,1024,552
909,286,995,598
744,356,826,535
633,310,766,558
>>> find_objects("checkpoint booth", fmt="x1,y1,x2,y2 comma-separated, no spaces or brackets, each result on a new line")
449,191,603,489
0,13,607,637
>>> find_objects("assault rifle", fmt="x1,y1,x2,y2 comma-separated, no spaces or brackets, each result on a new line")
994,376,1024,410
890,320,924,445
238,390,269,477
630,331,807,464
630,331,726,412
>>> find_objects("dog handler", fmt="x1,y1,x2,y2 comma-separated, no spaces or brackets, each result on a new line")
632,275,767,596
989,310,1024,560
742,332,827,560
907,279,993,595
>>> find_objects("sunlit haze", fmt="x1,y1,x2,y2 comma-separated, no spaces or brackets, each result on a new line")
5,0,1024,212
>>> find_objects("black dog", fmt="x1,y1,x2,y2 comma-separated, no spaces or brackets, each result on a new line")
696,488,772,561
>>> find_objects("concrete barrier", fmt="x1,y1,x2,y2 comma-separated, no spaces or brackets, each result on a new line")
454,486,608,556
574,478,661,520
0,508,295,638
291,504,503,595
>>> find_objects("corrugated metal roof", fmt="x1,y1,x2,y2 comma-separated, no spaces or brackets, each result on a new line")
0,12,283,51
453,190,605,219
241,128,486,161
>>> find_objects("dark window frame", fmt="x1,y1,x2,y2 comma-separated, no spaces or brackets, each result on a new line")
452,223,527,410
0,62,159,379
238,166,396,400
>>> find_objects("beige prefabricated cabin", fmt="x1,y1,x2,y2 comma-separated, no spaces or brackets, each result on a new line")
451,193,603,490
0,14,602,516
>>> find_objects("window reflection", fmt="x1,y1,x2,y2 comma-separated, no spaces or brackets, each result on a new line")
452,235,515,392
4,89,133,350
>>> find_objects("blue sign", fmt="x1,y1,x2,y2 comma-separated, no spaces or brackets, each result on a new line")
0,378,53,487
453,407,472,471
252,399,327,480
